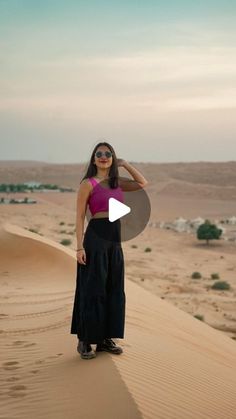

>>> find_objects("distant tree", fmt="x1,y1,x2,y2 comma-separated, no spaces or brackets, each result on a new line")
60,239,72,246
191,271,202,279
211,273,220,279
17,184,26,192
194,314,204,321
9,184,16,192
211,281,230,290
0,184,8,192
197,219,222,245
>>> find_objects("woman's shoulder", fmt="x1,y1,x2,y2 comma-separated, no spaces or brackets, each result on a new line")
78,178,94,191
81,176,123,189
87,177,98,187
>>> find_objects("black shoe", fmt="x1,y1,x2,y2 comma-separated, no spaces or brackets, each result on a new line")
77,341,96,359
96,338,123,354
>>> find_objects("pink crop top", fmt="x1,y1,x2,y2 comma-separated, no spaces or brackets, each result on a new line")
87,177,124,216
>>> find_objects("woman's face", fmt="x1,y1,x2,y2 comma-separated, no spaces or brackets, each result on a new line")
93,146,113,170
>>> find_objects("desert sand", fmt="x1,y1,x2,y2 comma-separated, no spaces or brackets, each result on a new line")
0,161,236,418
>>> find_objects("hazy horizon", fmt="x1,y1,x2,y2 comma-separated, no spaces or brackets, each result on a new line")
1,158,236,166
1,1,236,163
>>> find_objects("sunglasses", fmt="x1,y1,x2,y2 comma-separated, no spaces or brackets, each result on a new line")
95,151,112,158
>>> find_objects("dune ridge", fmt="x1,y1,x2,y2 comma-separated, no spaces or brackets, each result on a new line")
0,223,236,419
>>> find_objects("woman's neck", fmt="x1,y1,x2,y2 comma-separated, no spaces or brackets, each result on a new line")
95,176,109,181
95,170,110,179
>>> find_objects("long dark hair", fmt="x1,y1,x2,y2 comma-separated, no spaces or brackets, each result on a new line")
81,142,119,188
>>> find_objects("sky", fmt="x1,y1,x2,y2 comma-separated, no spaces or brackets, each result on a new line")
0,0,236,163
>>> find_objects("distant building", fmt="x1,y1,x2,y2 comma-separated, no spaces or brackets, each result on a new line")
0,197,37,204
23,181,41,187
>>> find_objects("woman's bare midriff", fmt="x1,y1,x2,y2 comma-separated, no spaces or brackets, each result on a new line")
91,211,109,219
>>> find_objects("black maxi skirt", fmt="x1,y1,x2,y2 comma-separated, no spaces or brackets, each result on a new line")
70,217,126,344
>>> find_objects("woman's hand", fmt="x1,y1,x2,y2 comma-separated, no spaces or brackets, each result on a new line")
117,158,126,167
76,249,86,265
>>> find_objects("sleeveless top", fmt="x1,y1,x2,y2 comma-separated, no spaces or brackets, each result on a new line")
87,177,124,216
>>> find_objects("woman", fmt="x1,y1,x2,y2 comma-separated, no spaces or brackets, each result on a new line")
70,141,148,359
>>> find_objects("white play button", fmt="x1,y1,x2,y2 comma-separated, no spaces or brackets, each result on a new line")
109,198,131,222
86,176,150,242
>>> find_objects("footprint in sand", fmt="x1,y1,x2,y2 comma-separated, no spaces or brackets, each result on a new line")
47,353,63,359
23,342,37,347
9,384,27,391
35,359,46,364
12,340,28,346
34,353,63,365
8,384,27,398
3,361,20,370
6,376,21,382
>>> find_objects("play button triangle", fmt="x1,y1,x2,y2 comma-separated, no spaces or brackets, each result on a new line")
109,198,131,222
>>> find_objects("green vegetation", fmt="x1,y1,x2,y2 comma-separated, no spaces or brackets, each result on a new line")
191,271,202,279
28,228,39,234
194,314,204,321
60,229,74,235
144,247,152,252
211,281,230,290
60,239,72,246
27,228,43,236
0,183,75,192
197,219,222,245
211,273,220,279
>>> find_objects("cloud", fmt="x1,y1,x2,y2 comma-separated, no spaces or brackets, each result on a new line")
1,46,236,115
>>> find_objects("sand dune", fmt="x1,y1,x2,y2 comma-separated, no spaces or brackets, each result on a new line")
0,222,236,419
1,161,236,197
